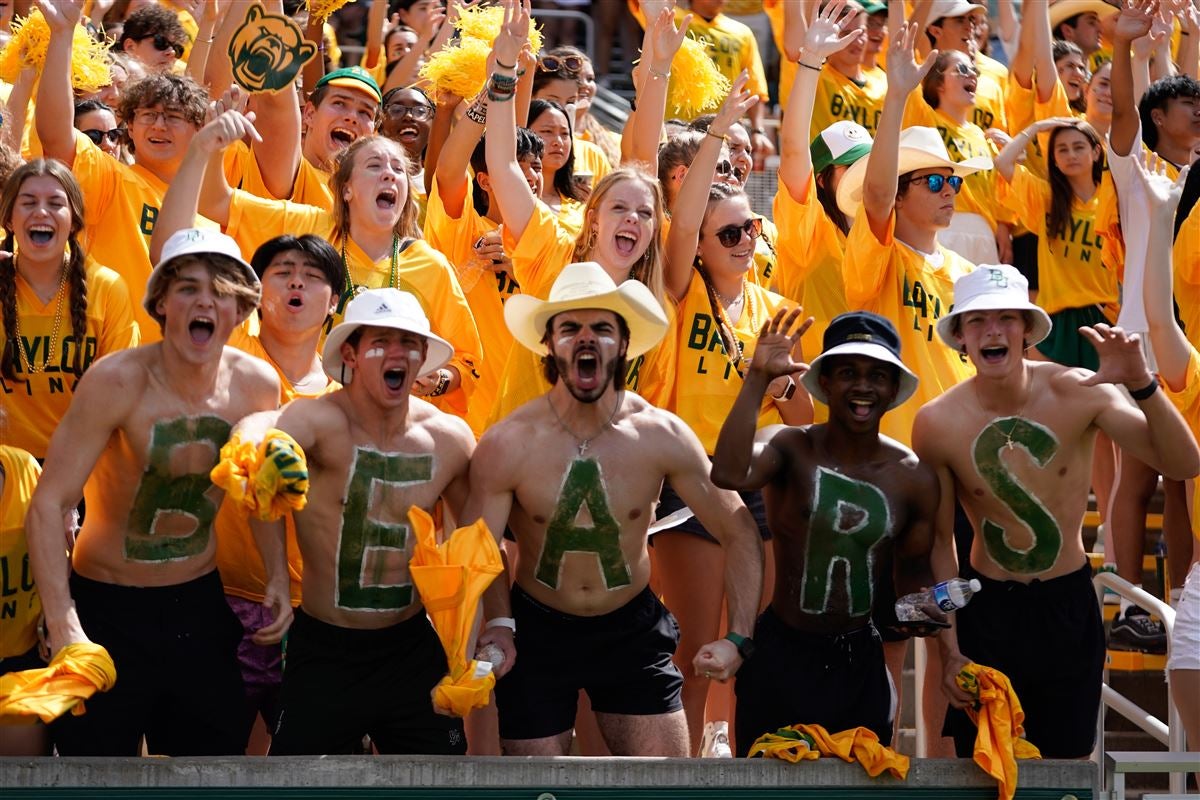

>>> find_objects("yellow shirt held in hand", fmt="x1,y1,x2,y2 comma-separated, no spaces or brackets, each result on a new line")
997,165,1115,318
670,270,787,455
0,446,41,659
2,259,140,459
843,212,976,447
225,190,483,418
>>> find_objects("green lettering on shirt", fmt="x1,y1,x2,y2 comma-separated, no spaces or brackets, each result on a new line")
335,448,432,611
535,458,629,591
139,204,159,236
801,467,891,615
973,417,1063,574
125,416,231,562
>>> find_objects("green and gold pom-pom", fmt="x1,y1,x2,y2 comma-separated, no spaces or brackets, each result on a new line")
668,36,730,118
0,10,113,93
306,0,354,21
455,4,543,55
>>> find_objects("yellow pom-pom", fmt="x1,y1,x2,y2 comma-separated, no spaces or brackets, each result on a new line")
0,10,113,94
455,5,543,55
668,36,730,119
306,0,354,21
418,37,492,101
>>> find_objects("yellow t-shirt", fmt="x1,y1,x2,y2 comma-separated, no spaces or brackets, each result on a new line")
762,0,793,112
1173,199,1200,349
810,64,888,141
225,190,482,417
903,99,1011,234
215,328,338,606
998,165,1116,317
772,176,849,422
843,212,977,446
670,270,787,454
1004,79,1077,180
2,260,140,459
424,176,521,437
654,9,770,119
751,214,779,290
224,140,335,211
72,134,217,342
1090,45,1113,74
1164,348,1200,539
0,446,41,659
972,53,1010,132
573,138,612,190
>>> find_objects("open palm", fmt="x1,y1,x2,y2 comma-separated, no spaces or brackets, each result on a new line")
750,307,811,380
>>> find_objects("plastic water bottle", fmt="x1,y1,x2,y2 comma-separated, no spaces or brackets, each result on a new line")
475,642,506,674
895,578,982,621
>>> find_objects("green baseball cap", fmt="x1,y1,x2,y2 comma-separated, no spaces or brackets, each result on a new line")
810,120,873,175
314,66,382,104
861,0,888,14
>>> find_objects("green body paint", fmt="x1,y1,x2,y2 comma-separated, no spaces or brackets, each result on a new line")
336,448,432,611
535,459,630,591
801,467,891,616
972,417,1062,574
125,416,231,562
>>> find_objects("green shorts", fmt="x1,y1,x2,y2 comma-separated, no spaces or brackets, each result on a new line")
1036,305,1110,371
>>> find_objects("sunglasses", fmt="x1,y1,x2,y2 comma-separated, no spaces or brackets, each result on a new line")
907,173,964,193
713,217,763,248
950,61,980,79
143,34,184,59
384,102,434,121
82,127,125,145
715,159,735,178
538,54,585,74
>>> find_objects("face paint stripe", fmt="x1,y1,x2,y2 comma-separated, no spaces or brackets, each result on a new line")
534,458,631,591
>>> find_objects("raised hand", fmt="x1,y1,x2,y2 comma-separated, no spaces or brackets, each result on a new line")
34,0,83,31
803,0,864,62
711,70,760,136
748,306,812,381
1134,150,1190,216
648,7,692,74
1113,0,1157,42
1078,324,1155,389
195,87,261,154
492,0,531,69
887,21,936,96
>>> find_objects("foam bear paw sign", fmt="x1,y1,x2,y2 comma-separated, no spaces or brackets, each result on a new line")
229,4,317,94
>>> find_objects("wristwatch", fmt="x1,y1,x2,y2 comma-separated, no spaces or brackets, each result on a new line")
724,631,756,660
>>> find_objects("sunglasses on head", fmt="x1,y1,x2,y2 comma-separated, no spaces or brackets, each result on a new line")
713,217,763,248
908,173,964,194
144,33,184,58
538,54,585,74
82,128,125,145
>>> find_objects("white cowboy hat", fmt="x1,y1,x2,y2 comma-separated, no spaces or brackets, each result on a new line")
936,264,1053,349
503,262,669,358
322,287,453,383
145,228,259,322
802,311,919,410
836,126,994,217
1049,0,1118,30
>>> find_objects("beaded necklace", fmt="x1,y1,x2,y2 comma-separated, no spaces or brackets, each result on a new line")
13,257,69,375
336,234,400,315
710,278,757,379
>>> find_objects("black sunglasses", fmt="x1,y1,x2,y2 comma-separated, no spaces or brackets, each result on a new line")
144,33,184,59
82,127,125,145
538,54,584,74
714,217,763,248
715,159,735,178
908,173,964,194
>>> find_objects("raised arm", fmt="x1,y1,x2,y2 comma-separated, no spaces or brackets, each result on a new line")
1,66,36,156
33,0,85,167
624,8,691,170
184,0,221,85
779,0,862,203
204,0,243,96
663,72,758,301
1028,0,1057,102
433,91,487,219
863,22,936,239
1177,0,1200,80
1110,0,1157,157
363,0,388,72
483,0,537,243
994,117,1075,181
382,1,451,93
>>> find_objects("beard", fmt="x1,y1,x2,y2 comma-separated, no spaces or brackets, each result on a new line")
552,351,621,404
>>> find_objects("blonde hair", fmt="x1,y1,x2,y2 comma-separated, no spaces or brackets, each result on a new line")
573,166,667,307
329,135,421,246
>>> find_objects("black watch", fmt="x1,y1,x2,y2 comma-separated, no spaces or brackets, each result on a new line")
724,631,755,660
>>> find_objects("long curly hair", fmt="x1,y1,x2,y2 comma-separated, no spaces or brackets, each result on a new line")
0,159,89,383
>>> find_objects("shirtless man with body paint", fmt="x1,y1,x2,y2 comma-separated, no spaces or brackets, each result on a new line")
913,264,1200,759
25,229,285,756
239,287,478,755
711,308,942,755
462,262,764,757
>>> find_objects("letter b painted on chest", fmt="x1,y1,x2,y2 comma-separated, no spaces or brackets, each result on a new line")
802,467,890,616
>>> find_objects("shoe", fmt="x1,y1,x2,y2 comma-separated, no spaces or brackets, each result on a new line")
698,721,733,758
1109,607,1167,654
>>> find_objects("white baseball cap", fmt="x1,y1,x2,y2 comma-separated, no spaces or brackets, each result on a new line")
928,0,987,21
322,288,453,383
144,228,259,323
936,264,1053,349
811,120,873,175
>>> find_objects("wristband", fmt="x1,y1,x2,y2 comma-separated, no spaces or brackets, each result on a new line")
465,103,487,125
485,617,516,632
495,58,516,70
431,369,452,397
797,60,823,72
751,127,766,135
1129,377,1160,401
706,128,728,143
648,66,670,80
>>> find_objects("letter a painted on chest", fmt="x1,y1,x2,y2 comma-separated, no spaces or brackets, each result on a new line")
535,459,630,591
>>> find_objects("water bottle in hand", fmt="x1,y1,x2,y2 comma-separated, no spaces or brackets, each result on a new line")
895,578,982,622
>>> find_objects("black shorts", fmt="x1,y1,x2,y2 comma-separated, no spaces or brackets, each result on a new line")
652,478,770,544
496,585,683,740
943,562,1104,759
0,644,46,675
52,571,247,756
270,608,467,755
735,606,895,757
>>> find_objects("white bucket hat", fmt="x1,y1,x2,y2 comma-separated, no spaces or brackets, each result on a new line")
837,126,993,217
1049,0,1118,30
928,0,987,21
144,228,259,321
503,262,669,358
936,264,1053,349
322,287,453,383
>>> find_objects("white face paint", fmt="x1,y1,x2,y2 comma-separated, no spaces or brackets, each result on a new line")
407,349,422,362
597,336,617,347
364,347,386,359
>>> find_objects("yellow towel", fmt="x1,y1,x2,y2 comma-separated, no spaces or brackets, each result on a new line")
956,663,1042,800
748,723,910,779
0,643,116,723
211,429,309,521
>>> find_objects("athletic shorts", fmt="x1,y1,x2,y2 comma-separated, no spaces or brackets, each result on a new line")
735,606,895,757
496,585,684,741
943,562,1104,759
270,608,467,755
52,571,247,756
1011,232,1039,291
1167,562,1200,672
653,478,771,543
0,644,46,676
226,594,285,733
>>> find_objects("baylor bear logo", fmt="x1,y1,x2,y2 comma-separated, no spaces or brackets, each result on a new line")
229,4,317,94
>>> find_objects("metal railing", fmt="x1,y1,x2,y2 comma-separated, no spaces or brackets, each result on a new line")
1092,571,1185,796
530,8,595,62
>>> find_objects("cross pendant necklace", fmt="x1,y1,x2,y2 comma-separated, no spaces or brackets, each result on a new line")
549,393,623,457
